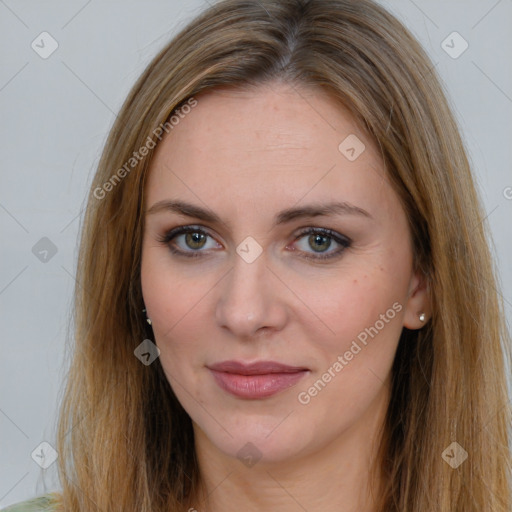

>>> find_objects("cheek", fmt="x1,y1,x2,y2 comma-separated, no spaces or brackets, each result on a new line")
140,249,218,370
140,237,411,380
292,262,407,356
293,268,406,419
141,246,210,328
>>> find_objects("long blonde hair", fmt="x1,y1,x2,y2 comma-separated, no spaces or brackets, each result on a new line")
56,0,511,510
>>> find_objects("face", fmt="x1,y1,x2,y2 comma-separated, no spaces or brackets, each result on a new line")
140,82,428,466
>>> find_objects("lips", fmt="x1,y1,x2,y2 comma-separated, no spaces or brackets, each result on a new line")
208,360,308,375
207,360,309,399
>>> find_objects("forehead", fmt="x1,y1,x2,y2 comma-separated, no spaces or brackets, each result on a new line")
154,82,375,161
145,82,391,218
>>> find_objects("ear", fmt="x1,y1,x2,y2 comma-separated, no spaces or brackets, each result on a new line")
402,270,431,329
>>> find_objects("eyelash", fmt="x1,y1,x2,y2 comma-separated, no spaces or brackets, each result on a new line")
156,225,352,261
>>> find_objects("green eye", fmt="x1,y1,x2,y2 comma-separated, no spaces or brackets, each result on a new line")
157,226,219,258
184,232,208,250
157,225,351,261
292,228,351,261
308,233,332,252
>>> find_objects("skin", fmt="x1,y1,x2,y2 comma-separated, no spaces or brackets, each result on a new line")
140,81,430,512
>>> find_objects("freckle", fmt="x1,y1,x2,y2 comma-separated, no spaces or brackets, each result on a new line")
353,279,358,284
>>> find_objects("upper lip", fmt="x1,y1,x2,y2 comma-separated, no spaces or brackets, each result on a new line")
207,360,308,375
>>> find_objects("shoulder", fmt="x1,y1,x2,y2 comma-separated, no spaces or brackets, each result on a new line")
1,493,60,512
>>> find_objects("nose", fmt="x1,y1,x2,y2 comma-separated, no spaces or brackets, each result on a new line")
215,253,288,339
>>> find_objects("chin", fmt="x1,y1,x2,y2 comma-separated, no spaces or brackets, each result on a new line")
194,412,318,466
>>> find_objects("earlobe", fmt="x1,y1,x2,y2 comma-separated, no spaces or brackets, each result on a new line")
403,271,431,329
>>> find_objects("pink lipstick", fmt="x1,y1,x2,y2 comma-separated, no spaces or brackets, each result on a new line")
207,360,309,399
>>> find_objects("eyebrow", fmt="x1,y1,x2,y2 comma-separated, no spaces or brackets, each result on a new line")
146,199,372,226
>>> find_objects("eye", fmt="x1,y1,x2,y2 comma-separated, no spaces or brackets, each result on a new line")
157,225,351,261
156,226,221,258
289,227,351,261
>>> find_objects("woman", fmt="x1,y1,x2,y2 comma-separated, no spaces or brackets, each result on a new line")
5,0,510,510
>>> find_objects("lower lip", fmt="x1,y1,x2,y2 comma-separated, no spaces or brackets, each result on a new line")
209,369,308,399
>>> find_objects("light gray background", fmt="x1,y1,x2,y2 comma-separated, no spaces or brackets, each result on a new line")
1,0,511,507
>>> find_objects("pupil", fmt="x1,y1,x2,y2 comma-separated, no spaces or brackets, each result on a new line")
310,234,331,252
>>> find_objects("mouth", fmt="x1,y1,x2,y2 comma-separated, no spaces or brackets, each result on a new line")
207,360,310,399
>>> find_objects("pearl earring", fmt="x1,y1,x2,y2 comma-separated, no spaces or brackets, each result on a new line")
142,308,152,325
419,312,426,322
